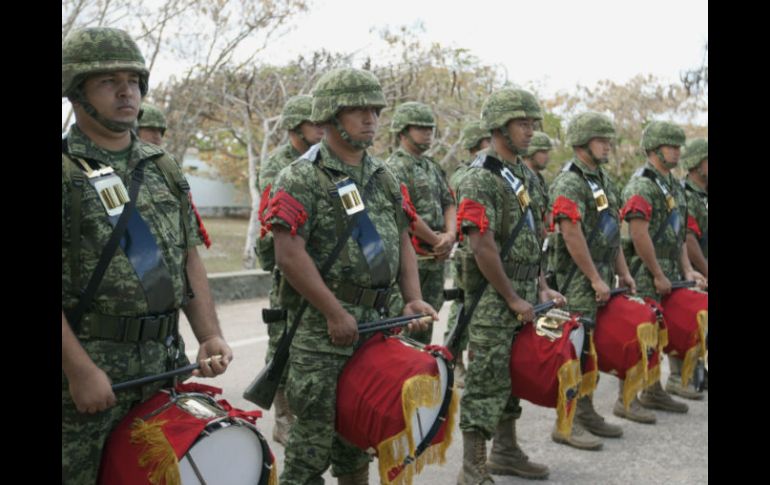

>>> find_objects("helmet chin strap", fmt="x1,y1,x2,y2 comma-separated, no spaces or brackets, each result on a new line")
333,117,372,150
500,128,523,156
583,144,608,165
292,126,309,148
655,148,678,170
404,130,430,153
74,89,135,133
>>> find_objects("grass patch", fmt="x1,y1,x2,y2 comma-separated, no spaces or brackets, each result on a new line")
197,217,254,273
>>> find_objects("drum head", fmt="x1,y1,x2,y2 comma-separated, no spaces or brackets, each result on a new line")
409,349,449,450
569,325,585,358
179,422,264,485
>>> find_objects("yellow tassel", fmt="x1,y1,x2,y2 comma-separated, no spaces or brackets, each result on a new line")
636,322,658,384
130,418,180,485
579,332,598,398
622,360,646,409
556,359,581,438
679,310,708,388
658,327,669,354
697,310,708,365
268,457,279,485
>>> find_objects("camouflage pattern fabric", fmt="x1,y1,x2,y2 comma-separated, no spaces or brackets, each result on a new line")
268,140,408,482
524,131,553,157
62,125,200,484
62,27,149,97
138,103,166,131
525,164,550,241
684,178,708,258
455,148,542,437
387,147,453,342
389,101,436,133
621,162,688,300
640,121,686,152
459,120,490,151
480,89,543,131
681,138,708,172
310,69,386,124
279,95,313,131
549,158,622,319
565,113,616,147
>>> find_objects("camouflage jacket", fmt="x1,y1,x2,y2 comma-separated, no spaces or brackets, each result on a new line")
387,147,454,232
256,142,302,271
524,164,549,240
62,124,203,316
449,161,471,194
683,177,708,259
621,161,688,282
549,158,622,275
267,140,408,355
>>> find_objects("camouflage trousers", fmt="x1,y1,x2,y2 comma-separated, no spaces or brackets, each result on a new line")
402,261,446,344
266,270,289,386
281,347,371,485
459,280,537,439
443,259,469,351
62,338,186,485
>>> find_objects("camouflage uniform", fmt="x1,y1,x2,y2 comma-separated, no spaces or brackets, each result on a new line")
523,131,553,239
681,139,708,260
62,28,202,485
387,102,453,343
137,103,167,134
269,69,410,484
456,88,550,482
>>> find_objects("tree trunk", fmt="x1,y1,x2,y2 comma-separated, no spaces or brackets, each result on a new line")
242,113,261,270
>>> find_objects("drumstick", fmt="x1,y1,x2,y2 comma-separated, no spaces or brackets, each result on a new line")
358,315,434,333
671,280,697,289
111,355,224,392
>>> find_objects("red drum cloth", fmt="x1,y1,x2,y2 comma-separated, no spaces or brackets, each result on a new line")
99,382,274,485
336,333,458,485
595,294,662,409
510,318,581,437
662,288,708,387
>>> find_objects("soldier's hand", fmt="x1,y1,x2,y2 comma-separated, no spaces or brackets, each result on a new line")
327,310,358,347
653,274,672,296
619,273,637,295
539,288,567,308
685,270,708,291
69,365,117,414
591,278,611,304
403,299,438,333
432,232,455,256
509,298,535,322
194,336,233,378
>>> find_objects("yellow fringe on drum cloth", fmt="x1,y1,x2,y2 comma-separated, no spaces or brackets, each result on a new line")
268,460,279,485
681,310,708,388
621,322,659,410
556,359,581,438
578,333,599,398
130,418,181,485
376,373,460,485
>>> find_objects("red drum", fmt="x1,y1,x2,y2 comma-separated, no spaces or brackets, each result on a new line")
336,333,458,485
595,294,662,410
510,314,582,438
99,382,276,485
662,288,708,387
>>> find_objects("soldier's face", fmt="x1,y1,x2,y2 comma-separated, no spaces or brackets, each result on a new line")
338,106,381,143
588,137,612,163
477,138,491,152
531,150,550,170
82,71,141,124
505,118,536,150
138,127,164,146
299,121,324,145
659,145,681,166
407,126,434,146
698,158,708,182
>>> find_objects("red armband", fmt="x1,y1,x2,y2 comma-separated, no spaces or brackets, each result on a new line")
265,189,308,236
456,199,489,241
400,183,418,230
258,184,272,239
620,195,652,221
687,214,702,238
189,193,211,249
550,196,581,231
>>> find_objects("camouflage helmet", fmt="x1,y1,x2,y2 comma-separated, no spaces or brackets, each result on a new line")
310,68,386,123
62,27,149,98
681,138,708,171
138,103,167,132
480,88,543,131
460,121,490,150
566,112,616,147
390,102,436,133
524,131,553,157
641,121,686,151
279,95,314,130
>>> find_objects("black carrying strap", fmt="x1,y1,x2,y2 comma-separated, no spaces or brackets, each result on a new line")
66,160,148,332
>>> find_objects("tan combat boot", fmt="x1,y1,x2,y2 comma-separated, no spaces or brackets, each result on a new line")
613,395,657,424
575,395,623,438
486,418,549,480
551,421,602,450
666,374,705,400
457,430,494,485
638,381,689,413
337,464,369,485
272,386,295,446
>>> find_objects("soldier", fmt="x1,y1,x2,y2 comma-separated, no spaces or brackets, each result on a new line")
445,120,492,387
618,121,707,420
265,68,436,485
61,27,232,484
547,112,634,448
522,131,553,239
386,101,456,344
455,88,565,483
136,102,166,146
673,137,708,397
256,94,324,446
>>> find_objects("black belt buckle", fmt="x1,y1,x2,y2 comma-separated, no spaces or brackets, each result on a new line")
373,288,391,313
139,316,161,342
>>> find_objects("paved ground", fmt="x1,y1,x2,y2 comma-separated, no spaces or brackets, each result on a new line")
179,297,708,484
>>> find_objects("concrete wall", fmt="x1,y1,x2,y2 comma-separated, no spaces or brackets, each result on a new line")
207,269,272,304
